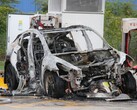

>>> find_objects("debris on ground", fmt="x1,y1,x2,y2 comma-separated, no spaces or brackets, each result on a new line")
0,97,12,104
106,94,131,102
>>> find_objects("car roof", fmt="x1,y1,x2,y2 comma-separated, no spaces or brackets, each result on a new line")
40,25,91,34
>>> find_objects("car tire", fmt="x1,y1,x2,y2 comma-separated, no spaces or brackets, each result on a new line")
44,72,66,98
122,72,136,95
5,64,18,91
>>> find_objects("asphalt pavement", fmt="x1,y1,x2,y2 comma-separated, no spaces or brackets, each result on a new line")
0,96,137,110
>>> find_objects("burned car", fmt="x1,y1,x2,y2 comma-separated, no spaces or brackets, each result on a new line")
4,25,136,99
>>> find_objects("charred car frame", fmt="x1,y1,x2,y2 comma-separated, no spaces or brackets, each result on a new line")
4,25,137,99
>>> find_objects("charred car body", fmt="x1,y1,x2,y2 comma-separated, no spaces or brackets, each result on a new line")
4,25,137,99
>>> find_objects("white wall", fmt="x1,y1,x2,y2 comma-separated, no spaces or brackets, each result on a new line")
7,14,32,50
48,0,61,13
62,13,104,36
62,13,104,50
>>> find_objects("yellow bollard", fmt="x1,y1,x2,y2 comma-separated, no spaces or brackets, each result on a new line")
0,77,8,90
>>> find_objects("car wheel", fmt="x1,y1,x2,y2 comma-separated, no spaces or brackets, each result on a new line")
122,72,136,95
44,72,66,98
5,64,18,91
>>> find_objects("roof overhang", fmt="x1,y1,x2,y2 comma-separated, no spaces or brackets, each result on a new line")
122,18,137,33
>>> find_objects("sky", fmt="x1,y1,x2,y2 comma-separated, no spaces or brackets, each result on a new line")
13,0,37,13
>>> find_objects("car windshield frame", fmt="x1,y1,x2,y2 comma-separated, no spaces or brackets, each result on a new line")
40,25,112,53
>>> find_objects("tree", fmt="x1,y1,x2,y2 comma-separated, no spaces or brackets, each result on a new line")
0,0,18,6
128,31,137,62
104,0,137,49
0,0,17,60
34,0,48,13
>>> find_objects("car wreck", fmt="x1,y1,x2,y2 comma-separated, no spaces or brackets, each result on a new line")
4,25,137,99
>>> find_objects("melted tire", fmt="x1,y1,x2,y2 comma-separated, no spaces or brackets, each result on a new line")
44,72,66,98
5,64,18,91
122,72,136,96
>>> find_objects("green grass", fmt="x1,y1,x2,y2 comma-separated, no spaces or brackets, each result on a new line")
0,61,4,70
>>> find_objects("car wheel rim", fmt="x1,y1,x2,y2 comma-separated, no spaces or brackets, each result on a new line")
46,75,55,96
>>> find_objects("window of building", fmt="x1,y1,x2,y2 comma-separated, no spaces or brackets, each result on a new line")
66,0,102,12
